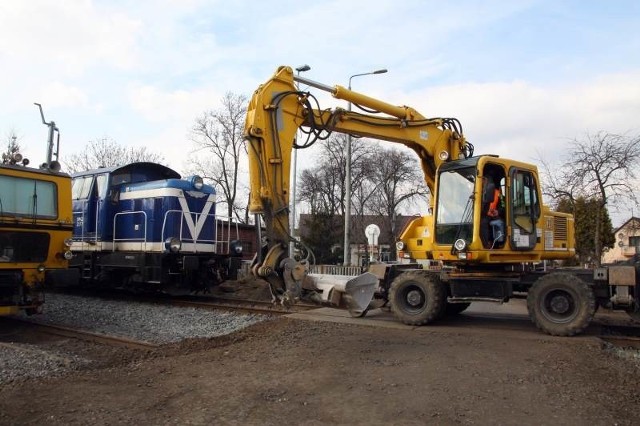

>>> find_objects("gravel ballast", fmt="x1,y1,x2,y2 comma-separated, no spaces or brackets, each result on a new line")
0,342,91,384
34,293,271,344
1,292,270,384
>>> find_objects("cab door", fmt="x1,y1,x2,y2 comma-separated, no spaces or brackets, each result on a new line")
508,168,540,251
72,173,108,240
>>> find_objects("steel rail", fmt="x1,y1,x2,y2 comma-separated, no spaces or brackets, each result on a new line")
169,296,317,315
10,318,159,350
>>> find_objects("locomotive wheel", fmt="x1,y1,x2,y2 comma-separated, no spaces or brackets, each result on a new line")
527,272,596,336
445,302,471,316
389,271,445,325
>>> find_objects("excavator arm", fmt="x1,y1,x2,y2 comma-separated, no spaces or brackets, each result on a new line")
243,65,472,307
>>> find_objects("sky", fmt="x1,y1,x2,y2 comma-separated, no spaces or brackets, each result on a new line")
1,0,639,225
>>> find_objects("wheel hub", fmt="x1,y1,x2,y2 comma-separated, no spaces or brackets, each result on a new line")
406,289,424,307
549,294,571,314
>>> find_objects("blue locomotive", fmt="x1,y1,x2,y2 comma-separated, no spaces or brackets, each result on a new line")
68,162,242,292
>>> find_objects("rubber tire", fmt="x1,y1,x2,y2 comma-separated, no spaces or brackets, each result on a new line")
389,271,446,325
445,302,471,316
527,272,596,336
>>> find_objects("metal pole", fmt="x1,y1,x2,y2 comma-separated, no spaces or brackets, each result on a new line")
290,64,311,258
343,68,387,266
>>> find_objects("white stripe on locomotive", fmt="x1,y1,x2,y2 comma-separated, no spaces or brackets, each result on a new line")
119,187,216,241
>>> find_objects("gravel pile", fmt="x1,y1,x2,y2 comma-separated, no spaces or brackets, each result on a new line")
34,293,271,344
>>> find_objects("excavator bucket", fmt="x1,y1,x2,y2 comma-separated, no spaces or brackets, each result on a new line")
306,272,378,312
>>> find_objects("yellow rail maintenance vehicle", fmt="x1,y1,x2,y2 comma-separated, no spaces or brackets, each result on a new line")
0,105,75,316
244,66,640,336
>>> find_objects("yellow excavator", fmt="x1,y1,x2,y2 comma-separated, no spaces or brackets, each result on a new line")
243,65,639,336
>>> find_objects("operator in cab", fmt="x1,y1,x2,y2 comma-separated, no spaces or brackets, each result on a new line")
481,172,505,249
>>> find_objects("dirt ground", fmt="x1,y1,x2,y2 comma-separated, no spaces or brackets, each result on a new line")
1,281,640,425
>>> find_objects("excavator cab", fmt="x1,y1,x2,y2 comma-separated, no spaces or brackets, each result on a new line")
434,156,511,251
415,154,568,265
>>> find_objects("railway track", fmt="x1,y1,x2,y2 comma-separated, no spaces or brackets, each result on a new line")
169,295,318,315
50,288,318,316
5,317,159,350
172,298,640,349
42,289,640,348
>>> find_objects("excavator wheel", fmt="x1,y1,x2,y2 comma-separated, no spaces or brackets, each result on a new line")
389,271,446,326
527,272,596,336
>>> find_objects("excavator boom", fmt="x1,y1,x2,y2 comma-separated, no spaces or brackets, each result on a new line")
244,65,471,308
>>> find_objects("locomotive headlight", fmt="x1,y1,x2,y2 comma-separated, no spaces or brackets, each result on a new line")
396,241,405,251
192,175,204,190
165,237,182,253
63,250,73,260
37,264,46,273
64,238,74,247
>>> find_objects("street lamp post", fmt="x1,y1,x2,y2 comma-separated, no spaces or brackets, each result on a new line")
290,64,311,258
344,68,388,266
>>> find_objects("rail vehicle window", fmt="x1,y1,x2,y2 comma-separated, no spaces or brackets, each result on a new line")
110,172,132,186
72,176,94,200
0,175,57,218
95,174,109,198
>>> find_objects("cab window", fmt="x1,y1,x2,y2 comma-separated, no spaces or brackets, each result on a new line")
72,176,94,200
511,170,540,233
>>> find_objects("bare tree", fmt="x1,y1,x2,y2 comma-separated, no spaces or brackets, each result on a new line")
2,130,22,164
297,135,376,216
298,137,424,260
188,92,248,222
540,132,640,265
368,146,429,260
64,136,164,173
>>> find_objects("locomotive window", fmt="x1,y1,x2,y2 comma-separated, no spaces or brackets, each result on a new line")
96,174,109,198
72,176,94,199
111,172,131,186
0,175,57,218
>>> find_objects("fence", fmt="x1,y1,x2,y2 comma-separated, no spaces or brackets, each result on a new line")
309,264,363,276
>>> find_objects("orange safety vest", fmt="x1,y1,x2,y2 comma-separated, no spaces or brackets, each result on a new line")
487,189,501,218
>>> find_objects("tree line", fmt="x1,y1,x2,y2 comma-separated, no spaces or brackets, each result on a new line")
538,132,640,265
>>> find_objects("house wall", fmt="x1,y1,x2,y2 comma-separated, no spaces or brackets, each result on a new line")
602,218,640,264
